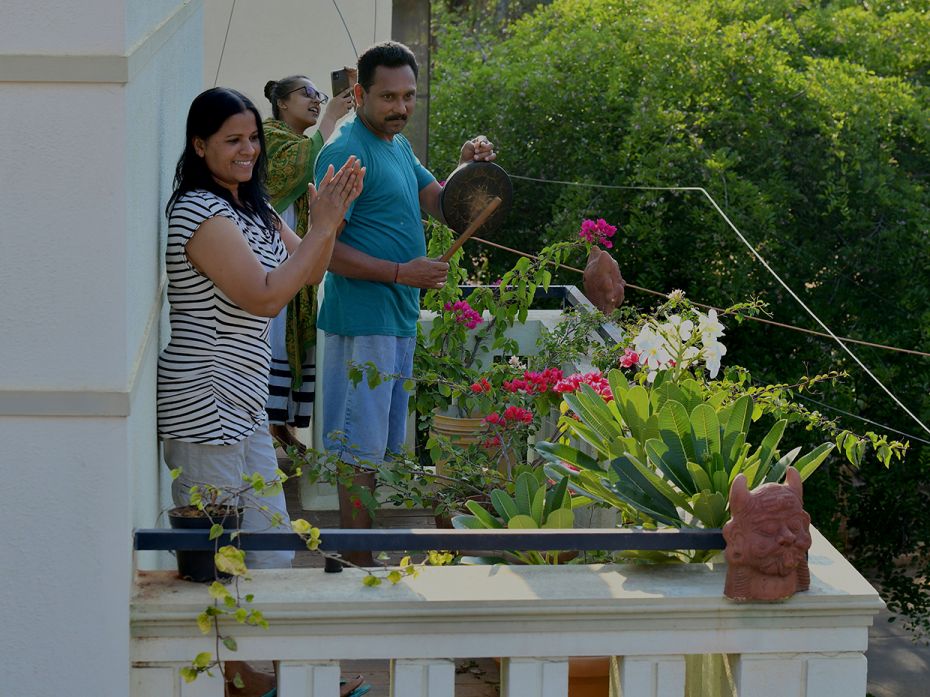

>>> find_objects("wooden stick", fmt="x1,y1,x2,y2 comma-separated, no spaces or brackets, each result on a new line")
440,196,502,262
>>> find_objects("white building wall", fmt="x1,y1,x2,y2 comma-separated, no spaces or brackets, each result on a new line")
0,1,394,694
0,1,203,695
204,0,392,112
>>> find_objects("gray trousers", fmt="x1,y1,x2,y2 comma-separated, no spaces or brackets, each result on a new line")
163,422,295,569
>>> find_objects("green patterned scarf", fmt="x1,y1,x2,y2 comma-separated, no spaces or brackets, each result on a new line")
263,118,325,389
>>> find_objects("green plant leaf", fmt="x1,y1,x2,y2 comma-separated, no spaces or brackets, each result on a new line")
543,508,574,528
690,490,728,528
543,476,570,518
490,489,518,521
514,471,537,516
686,461,713,493
626,449,693,511
531,485,546,525
534,441,603,472
507,514,539,529
214,546,247,577
606,368,630,401
795,443,835,481
451,515,485,529
619,385,651,441
762,446,801,486
756,419,787,474
690,404,721,465
609,454,683,525
720,395,752,467
464,499,503,528
208,523,224,541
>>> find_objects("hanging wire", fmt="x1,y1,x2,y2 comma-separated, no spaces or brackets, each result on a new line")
332,0,360,58
213,0,237,87
470,235,930,358
495,174,930,437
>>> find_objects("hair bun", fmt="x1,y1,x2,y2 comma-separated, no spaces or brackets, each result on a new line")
263,80,277,101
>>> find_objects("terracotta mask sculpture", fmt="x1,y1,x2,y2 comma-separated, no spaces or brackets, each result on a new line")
723,466,812,602
582,247,625,313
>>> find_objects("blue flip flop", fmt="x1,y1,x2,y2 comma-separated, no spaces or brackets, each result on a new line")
341,676,372,697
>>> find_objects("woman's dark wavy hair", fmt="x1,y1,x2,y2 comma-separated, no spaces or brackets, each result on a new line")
166,87,277,230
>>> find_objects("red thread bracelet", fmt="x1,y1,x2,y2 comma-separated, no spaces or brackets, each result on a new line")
393,262,400,283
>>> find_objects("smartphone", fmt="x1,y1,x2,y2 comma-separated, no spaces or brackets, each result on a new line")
331,68,351,97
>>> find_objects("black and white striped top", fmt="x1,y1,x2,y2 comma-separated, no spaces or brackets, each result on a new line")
157,190,287,444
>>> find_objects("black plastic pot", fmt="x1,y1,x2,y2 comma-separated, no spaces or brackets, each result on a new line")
167,506,241,583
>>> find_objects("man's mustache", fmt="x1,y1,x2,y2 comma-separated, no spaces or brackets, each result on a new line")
386,114,408,122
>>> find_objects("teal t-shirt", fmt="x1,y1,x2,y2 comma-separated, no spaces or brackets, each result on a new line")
315,115,435,337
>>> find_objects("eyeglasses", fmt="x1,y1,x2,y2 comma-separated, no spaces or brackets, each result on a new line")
287,85,329,104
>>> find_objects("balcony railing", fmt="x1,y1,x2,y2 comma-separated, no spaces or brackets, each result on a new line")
130,527,882,696
133,284,883,695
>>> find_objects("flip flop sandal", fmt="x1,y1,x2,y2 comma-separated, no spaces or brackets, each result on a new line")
340,676,371,697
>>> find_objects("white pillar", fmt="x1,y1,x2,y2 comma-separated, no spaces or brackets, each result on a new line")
500,657,569,697
278,660,341,697
733,653,805,696
390,658,456,697
619,655,686,697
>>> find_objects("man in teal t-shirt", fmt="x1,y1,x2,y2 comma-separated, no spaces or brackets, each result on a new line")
315,41,496,564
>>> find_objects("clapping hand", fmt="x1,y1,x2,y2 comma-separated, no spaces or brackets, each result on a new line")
307,156,365,233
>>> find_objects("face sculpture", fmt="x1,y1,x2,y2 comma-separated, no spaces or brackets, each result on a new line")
723,466,812,602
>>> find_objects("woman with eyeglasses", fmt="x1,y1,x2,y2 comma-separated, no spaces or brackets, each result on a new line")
262,73,357,453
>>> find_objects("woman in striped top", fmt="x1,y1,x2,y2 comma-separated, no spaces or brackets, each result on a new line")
159,86,364,696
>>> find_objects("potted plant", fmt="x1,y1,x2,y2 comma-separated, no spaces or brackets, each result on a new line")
532,296,907,696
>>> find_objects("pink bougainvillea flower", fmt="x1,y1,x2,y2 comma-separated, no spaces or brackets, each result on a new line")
619,348,640,368
444,300,483,329
578,217,618,249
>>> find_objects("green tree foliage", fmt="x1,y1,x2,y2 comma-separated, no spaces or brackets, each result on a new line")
430,0,930,636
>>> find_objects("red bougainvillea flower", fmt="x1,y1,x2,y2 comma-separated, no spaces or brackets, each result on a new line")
352,498,363,509
482,436,502,449
443,300,483,329
502,405,534,424
484,412,503,425
502,367,564,395
578,218,618,249
619,348,640,368
470,378,492,393
553,370,613,401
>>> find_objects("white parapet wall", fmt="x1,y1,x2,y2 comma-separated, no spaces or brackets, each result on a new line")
131,528,883,696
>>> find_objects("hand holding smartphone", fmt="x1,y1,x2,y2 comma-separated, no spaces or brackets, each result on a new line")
331,68,352,97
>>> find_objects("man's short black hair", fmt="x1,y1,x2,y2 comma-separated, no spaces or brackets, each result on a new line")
357,41,418,90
